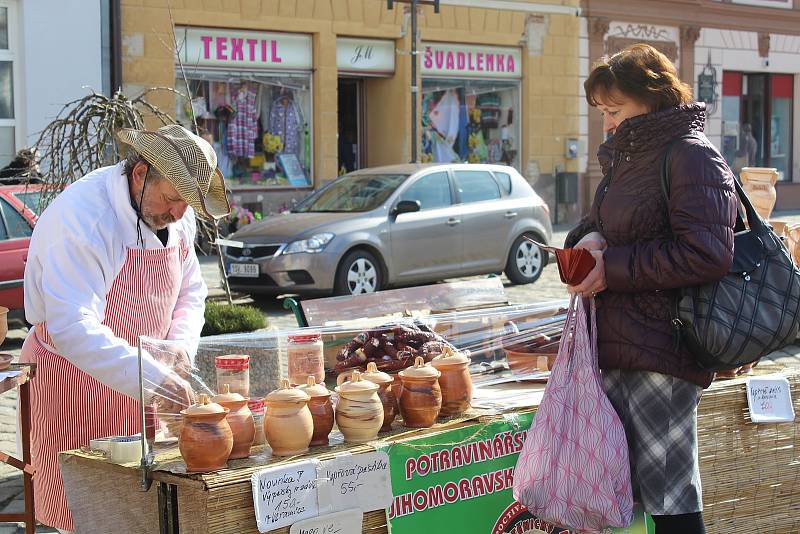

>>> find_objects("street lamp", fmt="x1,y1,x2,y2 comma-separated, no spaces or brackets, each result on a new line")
387,0,440,163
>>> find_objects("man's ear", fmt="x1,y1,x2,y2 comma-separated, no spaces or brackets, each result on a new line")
131,161,149,185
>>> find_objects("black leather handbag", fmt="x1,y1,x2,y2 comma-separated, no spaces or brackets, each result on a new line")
662,133,800,371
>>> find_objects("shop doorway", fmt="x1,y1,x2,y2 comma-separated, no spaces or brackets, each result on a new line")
338,78,365,173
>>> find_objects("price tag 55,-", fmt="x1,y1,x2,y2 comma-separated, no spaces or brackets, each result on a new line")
317,451,394,514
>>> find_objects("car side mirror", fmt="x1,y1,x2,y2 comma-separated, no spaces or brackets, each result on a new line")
392,200,421,217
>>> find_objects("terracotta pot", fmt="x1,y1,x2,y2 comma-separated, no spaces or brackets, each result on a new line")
298,376,334,447
362,362,398,432
770,220,789,238
0,306,7,347
787,224,800,267
264,378,313,456
335,370,383,443
431,348,472,417
398,356,442,428
212,384,255,460
503,346,559,374
740,167,778,221
179,394,233,473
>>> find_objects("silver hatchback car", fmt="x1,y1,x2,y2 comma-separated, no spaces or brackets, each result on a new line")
222,163,552,296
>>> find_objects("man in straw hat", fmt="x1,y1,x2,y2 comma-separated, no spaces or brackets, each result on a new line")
20,124,230,532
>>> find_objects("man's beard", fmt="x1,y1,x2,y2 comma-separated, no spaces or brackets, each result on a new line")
141,210,176,230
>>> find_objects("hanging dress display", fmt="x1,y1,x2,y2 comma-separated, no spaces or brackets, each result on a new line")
227,83,259,158
268,94,303,158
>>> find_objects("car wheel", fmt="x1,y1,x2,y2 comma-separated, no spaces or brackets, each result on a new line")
334,250,383,296
505,233,547,285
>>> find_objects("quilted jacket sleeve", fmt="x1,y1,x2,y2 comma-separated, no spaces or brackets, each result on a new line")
603,139,737,292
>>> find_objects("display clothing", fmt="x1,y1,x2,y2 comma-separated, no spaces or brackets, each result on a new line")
20,163,207,528
228,83,259,158
268,95,303,158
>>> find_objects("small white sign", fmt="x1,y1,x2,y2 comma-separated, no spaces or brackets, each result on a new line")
317,451,393,514
251,460,320,532
746,376,796,423
337,37,396,75
178,27,312,70
289,509,363,534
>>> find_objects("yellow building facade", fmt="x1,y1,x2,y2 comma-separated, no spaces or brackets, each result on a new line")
121,0,582,220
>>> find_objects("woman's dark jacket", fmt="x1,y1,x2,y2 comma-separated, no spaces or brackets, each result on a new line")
566,103,738,387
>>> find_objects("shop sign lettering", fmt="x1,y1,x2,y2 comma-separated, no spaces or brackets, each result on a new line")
178,27,313,70
336,37,396,74
421,43,522,79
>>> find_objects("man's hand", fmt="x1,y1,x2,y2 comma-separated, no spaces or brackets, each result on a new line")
152,372,195,436
574,231,607,252
568,249,607,298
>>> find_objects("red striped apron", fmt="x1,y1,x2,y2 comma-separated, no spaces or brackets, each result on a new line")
21,242,187,530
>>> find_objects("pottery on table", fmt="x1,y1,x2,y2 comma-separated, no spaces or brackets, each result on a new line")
335,370,383,443
0,306,7,347
431,347,473,418
212,384,255,460
740,167,778,221
264,378,313,456
503,346,559,374
0,354,13,372
179,394,233,473
787,224,800,267
297,375,334,447
362,362,398,432
398,356,442,428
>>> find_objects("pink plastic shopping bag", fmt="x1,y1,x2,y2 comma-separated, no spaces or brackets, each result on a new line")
512,296,634,533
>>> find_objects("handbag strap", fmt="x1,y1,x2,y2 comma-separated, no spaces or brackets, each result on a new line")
660,132,756,233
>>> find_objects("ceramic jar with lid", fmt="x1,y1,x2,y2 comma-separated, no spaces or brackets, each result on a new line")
362,362,398,432
264,379,313,456
335,370,384,443
431,347,473,417
398,356,442,428
179,394,233,473
212,384,255,459
297,376,334,447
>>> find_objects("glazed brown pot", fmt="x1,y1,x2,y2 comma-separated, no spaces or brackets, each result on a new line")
431,348,473,418
362,362,398,432
264,378,313,456
398,357,442,428
335,370,383,443
0,306,8,347
298,376,334,447
179,394,233,473
212,384,255,460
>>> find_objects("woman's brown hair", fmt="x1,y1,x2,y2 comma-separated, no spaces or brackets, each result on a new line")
584,43,693,111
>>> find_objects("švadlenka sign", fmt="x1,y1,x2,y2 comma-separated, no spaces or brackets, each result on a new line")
178,27,312,70
337,37,395,75
421,43,522,79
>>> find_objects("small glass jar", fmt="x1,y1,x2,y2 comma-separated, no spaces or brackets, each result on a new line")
287,332,324,385
215,355,250,398
248,397,266,446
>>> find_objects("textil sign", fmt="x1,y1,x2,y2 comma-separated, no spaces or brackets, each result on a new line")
421,43,522,79
177,27,312,70
382,412,653,533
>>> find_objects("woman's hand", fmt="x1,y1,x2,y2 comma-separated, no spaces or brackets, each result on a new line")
568,249,607,298
574,231,607,252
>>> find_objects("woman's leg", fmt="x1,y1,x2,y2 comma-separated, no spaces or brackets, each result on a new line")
652,511,706,534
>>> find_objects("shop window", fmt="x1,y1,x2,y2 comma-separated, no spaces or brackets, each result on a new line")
454,170,501,203
400,171,452,210
176,74,312,189
421,79,520,169
722,71,794,181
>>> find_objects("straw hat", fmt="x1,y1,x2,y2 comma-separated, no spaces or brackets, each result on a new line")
117,124,230,220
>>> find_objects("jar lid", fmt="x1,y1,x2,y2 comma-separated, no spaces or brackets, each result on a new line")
297,375,331,397
181,394,227,416
247,397,265,412
362,362,392,384
431,346,470,367
336,370,379,393
266,378,310,403
211,383,247,403
215,354,250,370
400,356,441,379
288,331,322,344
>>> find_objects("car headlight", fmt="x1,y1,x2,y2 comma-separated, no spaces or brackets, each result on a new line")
283,233,335,254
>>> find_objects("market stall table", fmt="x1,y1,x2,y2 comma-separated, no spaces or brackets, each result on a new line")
0,363,36,534
60,362,800,534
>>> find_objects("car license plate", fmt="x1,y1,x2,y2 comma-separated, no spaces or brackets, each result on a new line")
229,263,259,278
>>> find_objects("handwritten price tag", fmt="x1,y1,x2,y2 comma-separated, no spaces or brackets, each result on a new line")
746,376,795,423
317,451,393,514
289,509,362,534
251,460,320,532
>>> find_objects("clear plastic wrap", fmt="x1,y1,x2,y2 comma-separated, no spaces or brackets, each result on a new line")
136,298,569,471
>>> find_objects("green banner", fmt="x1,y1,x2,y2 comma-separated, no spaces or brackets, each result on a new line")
382,412,653,534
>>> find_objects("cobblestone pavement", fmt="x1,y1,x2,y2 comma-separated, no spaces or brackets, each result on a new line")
1,212,799,532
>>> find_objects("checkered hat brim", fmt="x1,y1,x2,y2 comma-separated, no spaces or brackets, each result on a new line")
117,124,230,220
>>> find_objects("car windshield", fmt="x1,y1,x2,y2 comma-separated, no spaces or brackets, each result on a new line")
294,174,409,213
12,191,42,216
